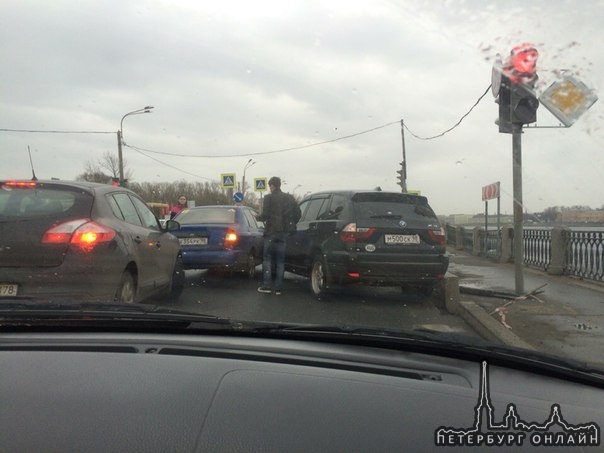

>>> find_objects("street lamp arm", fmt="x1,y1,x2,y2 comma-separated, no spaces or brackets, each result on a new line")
120,106,154,133
116,106,154,184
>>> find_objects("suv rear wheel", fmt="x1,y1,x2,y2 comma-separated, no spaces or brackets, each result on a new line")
310,254,330,299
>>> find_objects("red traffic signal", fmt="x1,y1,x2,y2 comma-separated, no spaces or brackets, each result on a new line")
496,44,539,131
503,43,538,86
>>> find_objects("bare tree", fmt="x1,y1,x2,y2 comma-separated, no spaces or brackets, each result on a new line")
76,151,133,183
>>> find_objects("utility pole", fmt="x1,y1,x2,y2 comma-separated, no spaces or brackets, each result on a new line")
512,124,524,294
116,130,124,182
117,106,154,185
400,119,408,193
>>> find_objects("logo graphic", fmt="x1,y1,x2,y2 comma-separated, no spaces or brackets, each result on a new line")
398,220,407,228
435,362,600,447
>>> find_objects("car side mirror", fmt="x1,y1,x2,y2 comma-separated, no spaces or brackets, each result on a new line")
165,220,180,232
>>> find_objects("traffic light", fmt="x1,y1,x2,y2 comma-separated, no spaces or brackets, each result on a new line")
396,161,406,191
511,82,539,125
496,44,539,133
496,75,513,133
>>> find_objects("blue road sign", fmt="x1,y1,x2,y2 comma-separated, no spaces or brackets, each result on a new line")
233,192,244,203
255,178,267,192
221,173,236,189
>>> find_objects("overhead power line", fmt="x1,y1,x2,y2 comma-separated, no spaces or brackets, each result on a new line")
0,128,114,134
2,84,492,175
404,85,493,140
124,84,492,158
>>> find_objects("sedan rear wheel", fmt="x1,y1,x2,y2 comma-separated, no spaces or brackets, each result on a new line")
310,255,329,299
115,271,136,304
245,253,256,279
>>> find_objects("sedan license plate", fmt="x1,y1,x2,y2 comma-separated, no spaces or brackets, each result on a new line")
0,284,18,297
179,237,208,246
384,234,420,245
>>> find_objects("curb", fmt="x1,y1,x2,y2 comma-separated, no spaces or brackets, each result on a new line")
436,273,536,350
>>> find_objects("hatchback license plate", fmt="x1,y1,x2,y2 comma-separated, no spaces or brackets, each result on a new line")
0,284,18,297
179,238,208,246
385,234,420,245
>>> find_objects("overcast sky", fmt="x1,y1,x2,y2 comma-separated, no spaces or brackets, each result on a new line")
1,0,602,215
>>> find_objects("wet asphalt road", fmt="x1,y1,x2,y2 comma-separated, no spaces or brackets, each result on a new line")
171,268,480,338
448,250,604,369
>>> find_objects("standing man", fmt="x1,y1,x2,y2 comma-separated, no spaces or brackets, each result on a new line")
256,176,300,295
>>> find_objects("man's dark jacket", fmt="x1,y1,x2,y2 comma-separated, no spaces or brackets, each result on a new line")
257,190,300,236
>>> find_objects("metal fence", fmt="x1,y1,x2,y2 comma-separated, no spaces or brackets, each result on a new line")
564,229,604,282
523,228,551,271
446,224,604,283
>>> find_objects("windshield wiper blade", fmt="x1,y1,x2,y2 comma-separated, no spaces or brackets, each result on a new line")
235,322,489,346
0,302,234,328
235,322,604,383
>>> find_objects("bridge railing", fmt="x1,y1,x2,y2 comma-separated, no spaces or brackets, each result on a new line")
445,224,604,283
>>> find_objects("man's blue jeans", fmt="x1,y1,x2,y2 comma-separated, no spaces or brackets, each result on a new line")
262,232,287,291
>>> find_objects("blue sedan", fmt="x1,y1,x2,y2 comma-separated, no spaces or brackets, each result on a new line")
172,205,264,277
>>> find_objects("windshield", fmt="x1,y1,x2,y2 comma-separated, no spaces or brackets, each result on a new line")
1,1,603,375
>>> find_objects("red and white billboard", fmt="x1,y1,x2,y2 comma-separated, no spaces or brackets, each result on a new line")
482,182,500,201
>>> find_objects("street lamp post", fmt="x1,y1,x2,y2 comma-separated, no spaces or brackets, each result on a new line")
117,106,154,183
241,158,256,200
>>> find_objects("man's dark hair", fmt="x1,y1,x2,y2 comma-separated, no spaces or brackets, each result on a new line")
268,176,281,189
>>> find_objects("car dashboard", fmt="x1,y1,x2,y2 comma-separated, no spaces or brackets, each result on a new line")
0,332,602,452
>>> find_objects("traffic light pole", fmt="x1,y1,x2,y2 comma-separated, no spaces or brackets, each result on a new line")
512,124,524,295
400,120,407,193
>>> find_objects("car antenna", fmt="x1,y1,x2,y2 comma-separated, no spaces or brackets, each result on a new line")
27,145,38,181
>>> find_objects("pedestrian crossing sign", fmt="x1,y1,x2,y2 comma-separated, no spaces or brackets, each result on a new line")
221,173,236,189
254,178,267,192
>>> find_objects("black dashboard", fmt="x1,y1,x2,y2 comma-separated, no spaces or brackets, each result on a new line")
0,332,602,452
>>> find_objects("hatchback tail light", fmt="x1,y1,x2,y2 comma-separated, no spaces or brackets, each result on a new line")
427,227,446,245
3,181,38,189
339,223,376,243
42,219,117,249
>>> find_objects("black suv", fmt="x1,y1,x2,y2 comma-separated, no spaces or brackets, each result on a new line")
285,190,449,297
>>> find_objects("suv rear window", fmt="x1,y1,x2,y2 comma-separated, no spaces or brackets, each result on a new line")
352,193,438,222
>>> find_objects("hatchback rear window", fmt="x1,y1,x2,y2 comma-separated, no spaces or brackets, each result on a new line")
177,208,236,224
0,183,91,220
352,193,438,222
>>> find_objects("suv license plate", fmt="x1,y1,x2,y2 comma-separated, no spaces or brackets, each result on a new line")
385,234,420,245
179,238,208,246
0,284,18,297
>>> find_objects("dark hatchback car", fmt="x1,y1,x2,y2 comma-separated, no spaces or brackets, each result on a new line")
0,180,184,303
285,190,449,297
172,205,263,277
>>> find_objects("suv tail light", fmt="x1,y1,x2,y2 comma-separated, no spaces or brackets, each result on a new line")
42,219,117,249
427,227,446,245
340,223,376,243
